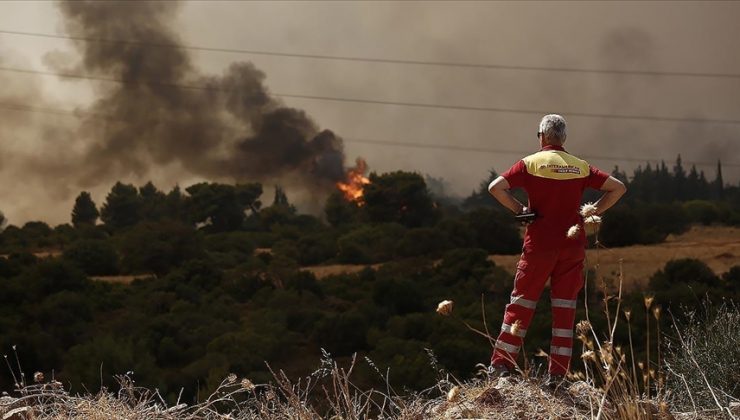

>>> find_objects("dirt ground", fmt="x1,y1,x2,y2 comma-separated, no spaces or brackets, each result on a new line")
89,274,156,284
305,226,739,291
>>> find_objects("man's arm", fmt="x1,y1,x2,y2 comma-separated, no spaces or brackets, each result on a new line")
593,176,627,215
488,176,526,214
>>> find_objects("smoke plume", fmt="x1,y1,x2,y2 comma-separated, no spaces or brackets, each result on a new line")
57,0,346,192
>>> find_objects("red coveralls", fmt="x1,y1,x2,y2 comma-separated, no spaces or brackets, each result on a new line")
491,145,609,375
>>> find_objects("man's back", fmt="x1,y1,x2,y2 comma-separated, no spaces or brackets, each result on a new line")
501,144,609,251
488,114,626,377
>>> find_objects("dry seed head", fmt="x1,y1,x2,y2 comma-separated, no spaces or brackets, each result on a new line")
652,305,662,320
623,309,632,321
649,369,656,379
535,349,549,358
226,373,237,384
510,319,522,337
580,203,598,218
581,350,596,362
659,401,669,413
436,300,454,316
576,320,591,336
599,347,614,366
644,295,654,309
447,386,460,402
638,362,645,371
33,372,44,383
241,378,255,391
566,224,581,239
584,215,602,225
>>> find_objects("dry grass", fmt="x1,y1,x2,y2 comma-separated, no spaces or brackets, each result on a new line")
3,336,739,419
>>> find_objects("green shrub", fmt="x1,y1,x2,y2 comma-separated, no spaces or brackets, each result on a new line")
336,223,406,264
63,239,119,276
649,258,722,307
682,200,721,225
461,208,521,254
118,221,203,275
295,232,337,265
395,228,447,258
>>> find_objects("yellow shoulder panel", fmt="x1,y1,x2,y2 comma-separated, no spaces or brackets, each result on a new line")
522,151,589,180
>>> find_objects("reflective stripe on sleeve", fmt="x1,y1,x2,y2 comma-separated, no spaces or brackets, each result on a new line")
501,323,527,338
551,298,577,309
510,295,537,309
552,328,573,338
495,340,520,354
550,346,572,356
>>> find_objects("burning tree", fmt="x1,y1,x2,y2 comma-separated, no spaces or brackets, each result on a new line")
336,158,371,205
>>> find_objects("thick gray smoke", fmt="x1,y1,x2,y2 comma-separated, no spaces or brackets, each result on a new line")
58,0,346,192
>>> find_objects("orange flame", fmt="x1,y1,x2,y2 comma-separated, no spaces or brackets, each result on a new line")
336,157,370,204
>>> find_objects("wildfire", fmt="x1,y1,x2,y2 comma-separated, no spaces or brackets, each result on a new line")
336,157,370,204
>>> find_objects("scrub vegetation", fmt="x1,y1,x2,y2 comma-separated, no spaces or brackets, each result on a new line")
0,157,738,418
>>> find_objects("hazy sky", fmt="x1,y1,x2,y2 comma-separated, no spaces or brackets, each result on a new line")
0,1,738,224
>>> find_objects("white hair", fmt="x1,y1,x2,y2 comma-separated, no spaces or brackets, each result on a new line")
538,114,567,144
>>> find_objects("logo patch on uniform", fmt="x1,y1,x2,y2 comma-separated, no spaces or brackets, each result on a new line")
541,164,581,175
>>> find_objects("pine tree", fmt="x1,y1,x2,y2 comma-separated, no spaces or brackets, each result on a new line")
273,186,290,208
139,181,167,221
673,155,686,200
686,165,701,200
100,182,142,229
71,191,100,227
714,160,725,200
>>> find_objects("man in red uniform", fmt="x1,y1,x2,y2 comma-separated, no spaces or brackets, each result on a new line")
488,114,626,379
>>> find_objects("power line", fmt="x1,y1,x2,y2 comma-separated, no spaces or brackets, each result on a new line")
344,137,738,169
1,101,735,169
278,94,740,125
1,28,739,80
3,65,740,125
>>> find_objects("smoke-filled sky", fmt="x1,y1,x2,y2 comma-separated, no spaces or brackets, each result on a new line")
0,1,738,225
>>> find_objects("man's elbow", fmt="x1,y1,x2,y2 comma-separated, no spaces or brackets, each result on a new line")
613,180,627,197
488,176,510,194
617,180,627,194
602,177,627,195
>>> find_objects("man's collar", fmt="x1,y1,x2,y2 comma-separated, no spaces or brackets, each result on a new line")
541,144,565,152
